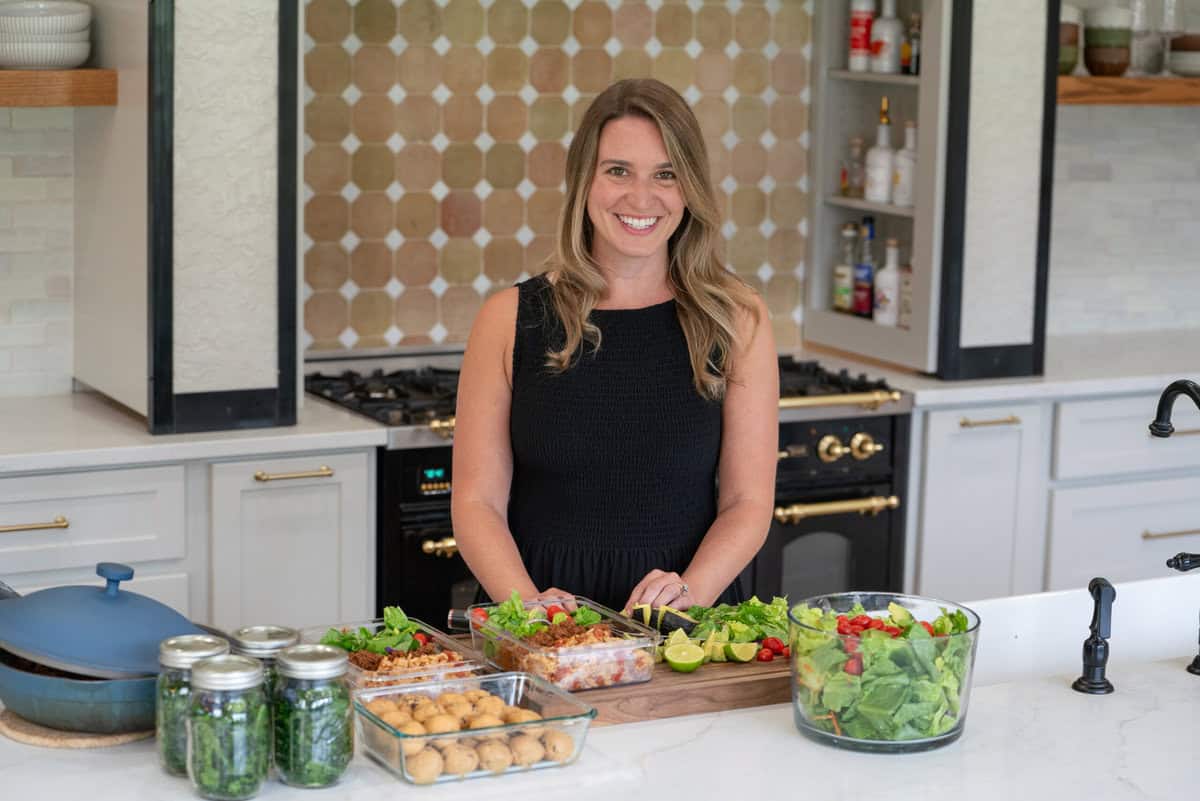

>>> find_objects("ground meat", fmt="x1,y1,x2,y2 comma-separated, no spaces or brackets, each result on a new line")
349,650,384,671
525,621,613,648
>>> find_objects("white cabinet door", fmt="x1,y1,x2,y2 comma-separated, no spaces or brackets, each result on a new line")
1055,394,1200,480
917,404,1047,602
209,451,372,632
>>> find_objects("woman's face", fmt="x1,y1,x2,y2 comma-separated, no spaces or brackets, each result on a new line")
585,115,686,267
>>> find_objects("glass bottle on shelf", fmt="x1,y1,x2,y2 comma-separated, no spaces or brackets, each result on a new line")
873,238,901,327
864,96,894,205
848,0,875,73
832,222,859,313
870,0,903,74
853,217,876,318
840,136,866,199
905,12,921,75
898,260,914,330
892,121,917,208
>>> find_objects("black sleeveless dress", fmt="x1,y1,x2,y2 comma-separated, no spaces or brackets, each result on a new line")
506,274,744,612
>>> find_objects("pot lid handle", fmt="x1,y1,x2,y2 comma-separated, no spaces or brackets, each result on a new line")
96,562,134,598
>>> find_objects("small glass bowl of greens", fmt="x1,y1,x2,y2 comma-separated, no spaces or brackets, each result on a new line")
789,592,980,753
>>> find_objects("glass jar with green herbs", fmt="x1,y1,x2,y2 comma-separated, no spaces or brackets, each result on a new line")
273,644,353,787
229,624,299,701
157,634,230,776
187,655,270,801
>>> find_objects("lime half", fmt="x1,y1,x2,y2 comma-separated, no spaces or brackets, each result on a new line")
724,642,758,663
663,642,706,673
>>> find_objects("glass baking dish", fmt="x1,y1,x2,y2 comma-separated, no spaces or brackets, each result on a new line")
466,596,659,692
354,671,597,784
300,618,488,689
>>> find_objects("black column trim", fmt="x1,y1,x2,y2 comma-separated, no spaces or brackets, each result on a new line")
172,390,284,434
276,0,299,426
1033,0,1062,374
147,0,175,433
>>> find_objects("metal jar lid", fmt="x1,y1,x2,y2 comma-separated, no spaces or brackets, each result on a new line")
159,634,230,670
277,644,348,681
191,654,264,691
230,625,299,658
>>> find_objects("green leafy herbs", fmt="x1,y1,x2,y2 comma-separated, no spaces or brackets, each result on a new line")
482,591,605,638
572,606,602,626
687,596,791,643
319,606,420,654
274,678,353,788
155,669,191,776
188,687,270,800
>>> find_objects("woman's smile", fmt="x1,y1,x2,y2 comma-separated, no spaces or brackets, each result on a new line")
615,213,662,234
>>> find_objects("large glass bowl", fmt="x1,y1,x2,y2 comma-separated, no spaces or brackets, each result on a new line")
788,592,980,753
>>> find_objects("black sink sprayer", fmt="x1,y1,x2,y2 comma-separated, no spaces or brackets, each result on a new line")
1072,577,1116,694
1166,552,1200,676
1149,379,1200,438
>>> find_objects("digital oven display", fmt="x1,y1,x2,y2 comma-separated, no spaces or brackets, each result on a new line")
419,466,451,496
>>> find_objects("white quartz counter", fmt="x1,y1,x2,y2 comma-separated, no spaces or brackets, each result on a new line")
0,392,387,474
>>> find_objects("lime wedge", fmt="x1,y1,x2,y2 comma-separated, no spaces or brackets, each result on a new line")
724,642,758,663
663,642,706,673
664,628,691,647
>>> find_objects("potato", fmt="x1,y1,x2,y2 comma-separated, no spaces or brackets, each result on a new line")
541,729,574,762
475,740,513,773
472,695,505,718
405,747,444,785
509,733,546,767
396,721,428,756
440,743,480,776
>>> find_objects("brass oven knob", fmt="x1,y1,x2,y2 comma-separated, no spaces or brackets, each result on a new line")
421,537,458,558
849,432,885,460
777,444,808,461
817,435,850,463
429,417,456,439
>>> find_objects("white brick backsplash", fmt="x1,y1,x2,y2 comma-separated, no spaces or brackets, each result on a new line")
0,157,12,178
0,129,72,154
0,109,11,128
11,108,72,130
13,202,72,229
0,177,49,203
13,155,72,177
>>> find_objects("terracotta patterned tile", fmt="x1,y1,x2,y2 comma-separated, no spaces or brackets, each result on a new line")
306,0,351,44
655,5,693,47
734,5,770,49
773,1,810,51
571,94,597,128
351,192,393,239
732,96,767,141
443,0,485,45
769,95,808,140
306,96,350,143
397,47,443,94
444,95,483,141
486,48,528,92
396,241,439,285
763,274,800,315
394,193,438,237
352,46,396,93
484,237,525,282
488,0,528,45
396,0,442,45
486,95,528,140
441,190,483,236
771,50,807,94
573,1,612,47
306,291,348,340
395,286,440,334
707,143,730,188
731,186,766,227
733,52,769,94
350,241,393,288
353,94,395,143
305,242,349,291
441,238,483,283
693,96,728,140
527,189,562,234
612,50,651,81
694,50,730,93
442,285,483,340
395,143,441,190
768,228,805,271
353,0,396,45
444,46,486,92
529,97,569,140
305,144,349,194
530,0,570,45
305,194,349,242
485,143,525,188
483,189,524,234
531,49,569,93
652,49,694,93
770,185,807,228
572,49,613,93
767,139,805,183
525,235,555,273
731,141,767,183
613,2,652,47
695,6,731,49
442,143,483,188
528,142,566,187
728,229,768,275
352,145,394,191
306,45,351,95
395,96,440,142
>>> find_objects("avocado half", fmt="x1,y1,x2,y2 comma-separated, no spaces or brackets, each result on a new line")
629,604,697,635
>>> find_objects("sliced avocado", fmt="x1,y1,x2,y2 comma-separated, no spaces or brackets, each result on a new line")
705,633,726,662
630,603,653,627
887,602,914,628
655,605,698,635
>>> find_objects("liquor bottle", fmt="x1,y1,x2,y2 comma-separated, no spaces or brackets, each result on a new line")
848,0,875,73
892,120,917,208
898,260,913,330
873,238,901,327
864,96,894,205
870,0,903,74
905,13,921,75
839,137,866,199
853,217,876,318
832,223,858,313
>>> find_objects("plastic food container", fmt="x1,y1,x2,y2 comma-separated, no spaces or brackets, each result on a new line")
300,618,487,689
273,645,353,788
466,596,659,692
354,672,596,785
789,592,980,753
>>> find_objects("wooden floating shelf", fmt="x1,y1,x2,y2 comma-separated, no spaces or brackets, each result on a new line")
0,68,117,107
1058,75,1200,106
825,195,915,218
828,68,920,87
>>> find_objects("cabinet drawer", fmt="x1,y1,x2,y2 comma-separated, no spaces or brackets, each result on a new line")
1047,476,1200,590
1055,394,1200,480
0,466,185,575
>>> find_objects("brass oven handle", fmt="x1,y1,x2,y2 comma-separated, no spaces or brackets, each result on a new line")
421,537,459,558
254,465,334,482
0,515,69,534
959,415,1021,429
430,416,456,439
774,495,900,525
779,390,902,411
777,445,808,461
1142,527,1200,541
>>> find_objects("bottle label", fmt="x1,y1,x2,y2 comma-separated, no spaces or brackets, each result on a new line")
850,11,874,55
853,264,874,317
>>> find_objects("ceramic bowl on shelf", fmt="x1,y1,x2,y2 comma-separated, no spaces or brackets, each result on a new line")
0,40,89,69
1168,50,1200,77
0,1,91,36
0,28,89,42
1169,34,1200,53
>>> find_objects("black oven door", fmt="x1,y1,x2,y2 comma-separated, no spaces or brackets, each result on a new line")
744,483,903,601
379,507,479,624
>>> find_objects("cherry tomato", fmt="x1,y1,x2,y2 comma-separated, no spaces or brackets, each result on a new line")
412,632,429,646
883,625,902,638
844,655,863,675
756,647,775,662
920,621,935,636
781,646,791,658
868,618,885,630
470,608,489,624
545,605,566,620
844,638,859,654
761,637,786,655
851,614,872,627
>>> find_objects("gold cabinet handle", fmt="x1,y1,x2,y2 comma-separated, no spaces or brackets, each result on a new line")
774,496,900,525
421,536,458,558
1142,527,1200,540
780,390,902,411
254,465,334,482
0,515,69,534
959,415,1021,429
849,432,885,460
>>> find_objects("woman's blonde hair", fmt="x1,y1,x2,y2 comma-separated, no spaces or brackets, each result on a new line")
543,78,760,401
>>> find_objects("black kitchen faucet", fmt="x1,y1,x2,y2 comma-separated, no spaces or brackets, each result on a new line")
1166,553,1200,676
1148,379,1200,437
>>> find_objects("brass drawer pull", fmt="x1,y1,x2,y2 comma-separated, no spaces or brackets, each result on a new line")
1142,527,1200,541
0,515,69,534
774,495,899,525
430,417,456,439
959,415,1021,429
254,465,334,482
421,536,458,558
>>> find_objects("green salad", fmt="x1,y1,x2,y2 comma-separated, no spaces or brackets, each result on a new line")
320,606,425,654
791,602,974,742
687,596,790,643
480,591,603,638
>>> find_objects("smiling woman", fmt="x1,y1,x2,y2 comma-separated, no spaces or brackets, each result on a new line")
451,78,780,616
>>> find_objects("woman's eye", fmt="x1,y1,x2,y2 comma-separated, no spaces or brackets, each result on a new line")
606,166,628,176
656,171,676,181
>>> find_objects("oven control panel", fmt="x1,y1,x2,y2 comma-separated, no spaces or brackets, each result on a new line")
776,416,898,487
419,466,451,496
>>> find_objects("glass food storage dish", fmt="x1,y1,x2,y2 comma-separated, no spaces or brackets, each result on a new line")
354,671,596,785
273,644,354,788
788,592,980,754
467,596,659,692
300,617,487,689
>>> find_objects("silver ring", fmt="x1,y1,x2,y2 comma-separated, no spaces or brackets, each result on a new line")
679,582,689,595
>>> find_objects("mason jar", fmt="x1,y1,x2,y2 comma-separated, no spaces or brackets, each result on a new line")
273,644,353,787
188,655,270,801
229,625,300,702
157,634,230,776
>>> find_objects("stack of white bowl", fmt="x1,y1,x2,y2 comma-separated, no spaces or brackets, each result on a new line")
0,0,92,70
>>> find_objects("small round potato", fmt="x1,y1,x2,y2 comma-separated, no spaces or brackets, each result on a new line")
541,729,575,762
509,733,546,767
405,747,444,785
475,740,514,773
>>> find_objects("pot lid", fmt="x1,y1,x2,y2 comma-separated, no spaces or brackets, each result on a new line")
0,562,204,678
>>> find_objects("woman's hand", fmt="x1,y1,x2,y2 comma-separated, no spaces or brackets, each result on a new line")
623,570,695,613
529,587,577,611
